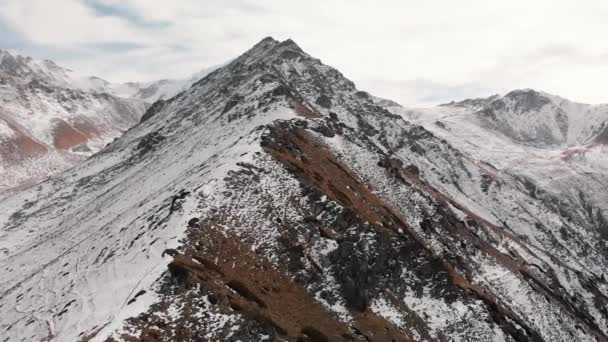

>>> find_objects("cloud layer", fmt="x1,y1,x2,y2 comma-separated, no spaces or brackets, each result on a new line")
2,0,608,106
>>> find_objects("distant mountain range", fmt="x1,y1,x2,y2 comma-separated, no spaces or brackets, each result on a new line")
442,89,608,147
0,49,215,191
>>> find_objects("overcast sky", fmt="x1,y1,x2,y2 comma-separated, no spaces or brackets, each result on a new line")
1,0,608,106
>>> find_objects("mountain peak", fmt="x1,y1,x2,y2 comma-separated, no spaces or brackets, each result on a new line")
278,38,302,50
498,88,553,113
259,36,279,44
0,48,73,84
234,37,310,67
443,89,554,111
251,36,301,49
505,88,541,96
440,94,500,110
0,49,23,73
244,36,280,55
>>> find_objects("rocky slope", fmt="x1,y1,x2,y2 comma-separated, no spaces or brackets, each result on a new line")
0,38,607,342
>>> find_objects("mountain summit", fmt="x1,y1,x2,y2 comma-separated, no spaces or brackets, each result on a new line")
1,38,607,341
0,48,71,83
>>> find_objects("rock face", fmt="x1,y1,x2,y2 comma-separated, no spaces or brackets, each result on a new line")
1,38,608,342
0,49,147,191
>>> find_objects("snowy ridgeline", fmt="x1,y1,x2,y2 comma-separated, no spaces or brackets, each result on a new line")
0,38,607,341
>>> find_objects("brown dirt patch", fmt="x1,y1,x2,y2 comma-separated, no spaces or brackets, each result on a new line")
51,118,89,150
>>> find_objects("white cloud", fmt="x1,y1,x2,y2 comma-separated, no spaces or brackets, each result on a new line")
0,0,152,45
2,0,608,106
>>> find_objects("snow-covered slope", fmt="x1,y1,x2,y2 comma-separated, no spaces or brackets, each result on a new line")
1,39,608,342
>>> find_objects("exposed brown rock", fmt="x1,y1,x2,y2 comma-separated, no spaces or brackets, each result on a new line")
72,117,101,139
0,121,47,161
51,118,89,150
121,224,410,341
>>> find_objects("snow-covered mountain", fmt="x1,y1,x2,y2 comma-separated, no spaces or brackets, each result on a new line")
1,38,607,342
0,49,217,191
446,89,608,147
0,49,148,191
0,49,216,103
389,92,608,251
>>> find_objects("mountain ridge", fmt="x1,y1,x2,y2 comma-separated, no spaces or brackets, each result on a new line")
0,37,607,341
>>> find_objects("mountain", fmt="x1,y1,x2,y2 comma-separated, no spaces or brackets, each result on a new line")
448,89,608,147
389,91,608,257
1,38,608,342
0,49,147,191
0,49,216,192
0,49,216,103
